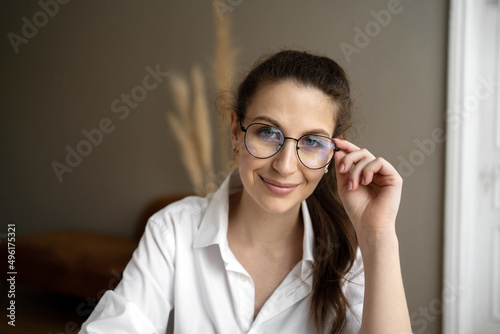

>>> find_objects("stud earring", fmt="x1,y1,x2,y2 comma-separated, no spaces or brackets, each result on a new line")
233,145,239,154
324,168,329,174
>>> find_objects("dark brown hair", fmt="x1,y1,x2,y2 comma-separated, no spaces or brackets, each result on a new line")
232,50,358,333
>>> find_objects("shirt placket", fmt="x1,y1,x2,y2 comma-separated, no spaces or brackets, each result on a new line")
236,271,255,332
223,249,256,333
251,262,313,329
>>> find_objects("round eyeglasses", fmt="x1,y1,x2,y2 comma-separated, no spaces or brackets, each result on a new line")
240,122,339,169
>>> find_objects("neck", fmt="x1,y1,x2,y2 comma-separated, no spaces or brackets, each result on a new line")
228,190,304,250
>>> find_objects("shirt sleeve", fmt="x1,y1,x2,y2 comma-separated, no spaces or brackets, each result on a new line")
342,248,365,334
80,291,159,334
79,215,176,334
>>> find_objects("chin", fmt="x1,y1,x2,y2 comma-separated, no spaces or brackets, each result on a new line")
251,195,302,216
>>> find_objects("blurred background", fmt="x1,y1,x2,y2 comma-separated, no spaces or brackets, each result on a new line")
1,1,449,333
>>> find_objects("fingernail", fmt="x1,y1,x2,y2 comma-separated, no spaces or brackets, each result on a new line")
348,180,353,191
361,176,365,185
339,163,345,173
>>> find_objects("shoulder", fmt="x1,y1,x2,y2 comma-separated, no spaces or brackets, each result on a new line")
140,170,236,244
143,194,217,241
148,194,211,227
151,194,209,218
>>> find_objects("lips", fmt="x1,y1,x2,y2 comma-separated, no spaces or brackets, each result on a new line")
260,176,300,195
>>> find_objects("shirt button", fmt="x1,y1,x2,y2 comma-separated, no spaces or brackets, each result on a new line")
240,274,248,282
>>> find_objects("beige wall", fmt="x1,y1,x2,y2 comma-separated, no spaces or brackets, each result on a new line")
1,1,448,332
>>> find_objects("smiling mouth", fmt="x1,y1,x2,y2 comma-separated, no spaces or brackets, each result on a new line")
260,176,300,195
261,176,299,188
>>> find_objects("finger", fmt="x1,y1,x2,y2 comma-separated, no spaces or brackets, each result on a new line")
338,148,375,175
333,151,372,193
333,150,350,192
333,138,362,154
361,157,402,187
359,157,384,186
332,138,360,171
349,156,376,190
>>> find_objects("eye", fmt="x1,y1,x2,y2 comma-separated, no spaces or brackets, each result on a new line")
300,135,334,151
257,126,281,141
302,135,324,148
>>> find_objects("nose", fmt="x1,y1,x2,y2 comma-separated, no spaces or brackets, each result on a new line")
272,138,298,175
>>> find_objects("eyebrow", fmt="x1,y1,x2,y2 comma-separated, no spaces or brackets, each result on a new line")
250,115,333,137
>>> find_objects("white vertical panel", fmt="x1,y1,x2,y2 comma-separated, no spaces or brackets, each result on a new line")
492,7,500,323
493,8,500,324
496,0,500,149
443,0,476,332
495,165,500,209
444,0,500,333
493,225,500,321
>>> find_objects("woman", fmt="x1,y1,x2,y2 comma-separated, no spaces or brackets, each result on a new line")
80,50,411,333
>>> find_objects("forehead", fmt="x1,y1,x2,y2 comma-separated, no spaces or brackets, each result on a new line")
245,81,337,136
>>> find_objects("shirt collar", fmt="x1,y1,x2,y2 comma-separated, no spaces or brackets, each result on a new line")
193,169,241,249
193,169,315,277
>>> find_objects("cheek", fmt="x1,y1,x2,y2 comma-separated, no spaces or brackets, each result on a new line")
238,149,266,173
304,170,325,190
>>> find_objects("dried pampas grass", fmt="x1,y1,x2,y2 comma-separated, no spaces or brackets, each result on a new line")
191,66,213,180
166,7,238,195
166,68,212,195
214,10,238,170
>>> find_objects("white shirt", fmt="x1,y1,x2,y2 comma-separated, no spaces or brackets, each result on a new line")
80,170,364,334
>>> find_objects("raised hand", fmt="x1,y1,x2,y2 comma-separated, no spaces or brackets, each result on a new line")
332,138,403,239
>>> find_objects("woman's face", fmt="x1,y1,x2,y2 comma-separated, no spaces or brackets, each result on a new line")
231,80,337,216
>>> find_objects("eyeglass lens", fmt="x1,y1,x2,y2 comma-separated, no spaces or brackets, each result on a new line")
244,123,335,169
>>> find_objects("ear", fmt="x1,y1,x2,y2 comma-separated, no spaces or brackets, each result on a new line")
230,110,241,146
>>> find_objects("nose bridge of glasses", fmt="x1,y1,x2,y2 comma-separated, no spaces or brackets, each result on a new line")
275,137,300,162
283,136,300,145
277,137,301,156
271,136,299,171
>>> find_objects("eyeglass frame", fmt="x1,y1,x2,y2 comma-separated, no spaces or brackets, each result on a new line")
239,121,340,170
